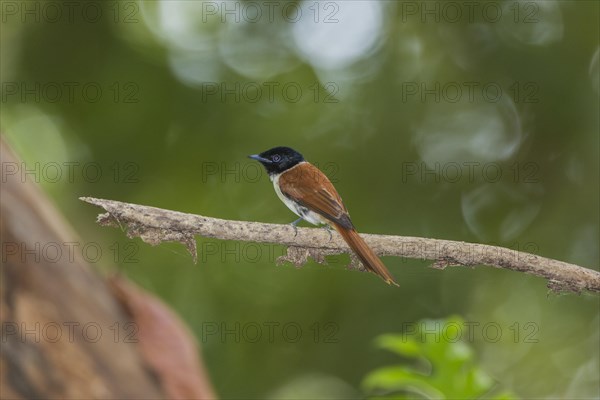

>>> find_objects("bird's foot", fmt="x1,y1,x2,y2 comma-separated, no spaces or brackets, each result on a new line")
323,225,333,241
290,218,303,237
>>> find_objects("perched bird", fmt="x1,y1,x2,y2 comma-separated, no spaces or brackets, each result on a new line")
249,146,398,286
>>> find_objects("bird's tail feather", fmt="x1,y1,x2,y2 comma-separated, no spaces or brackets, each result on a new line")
335,226,399,286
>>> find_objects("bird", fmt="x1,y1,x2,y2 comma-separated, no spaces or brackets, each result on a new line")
248,146,398,286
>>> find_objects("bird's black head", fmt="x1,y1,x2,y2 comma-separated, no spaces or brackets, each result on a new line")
248,146,305,175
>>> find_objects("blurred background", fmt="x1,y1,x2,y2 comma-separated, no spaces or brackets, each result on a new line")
1,0,598,398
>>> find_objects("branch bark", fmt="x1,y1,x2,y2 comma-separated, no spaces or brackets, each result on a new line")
80,197,600,294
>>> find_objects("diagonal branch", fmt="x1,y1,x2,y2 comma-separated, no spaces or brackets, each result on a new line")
79,197,600,294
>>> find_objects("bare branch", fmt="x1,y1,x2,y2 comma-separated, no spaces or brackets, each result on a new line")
80,197,600,294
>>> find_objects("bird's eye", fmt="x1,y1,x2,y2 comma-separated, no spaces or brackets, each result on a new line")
272,155,281,162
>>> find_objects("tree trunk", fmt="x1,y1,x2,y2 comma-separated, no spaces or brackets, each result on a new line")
1,136,216,399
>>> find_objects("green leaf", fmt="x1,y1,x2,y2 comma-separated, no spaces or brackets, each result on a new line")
363,316,517,399
363,366,445,399
375,335,422,358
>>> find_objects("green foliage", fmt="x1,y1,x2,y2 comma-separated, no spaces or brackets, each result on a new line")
363,316,517,399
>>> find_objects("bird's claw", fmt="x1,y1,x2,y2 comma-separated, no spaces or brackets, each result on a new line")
323,225,333,241
290,218,302,238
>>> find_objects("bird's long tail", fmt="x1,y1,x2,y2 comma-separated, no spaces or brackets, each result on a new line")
335,226,399,286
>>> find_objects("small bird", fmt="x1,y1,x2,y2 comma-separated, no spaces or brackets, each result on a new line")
249,146,398,286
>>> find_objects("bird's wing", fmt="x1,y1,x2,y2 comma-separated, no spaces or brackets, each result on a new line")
278,162,353,229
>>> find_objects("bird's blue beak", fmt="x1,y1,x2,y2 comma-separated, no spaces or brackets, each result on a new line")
248,154,272,164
